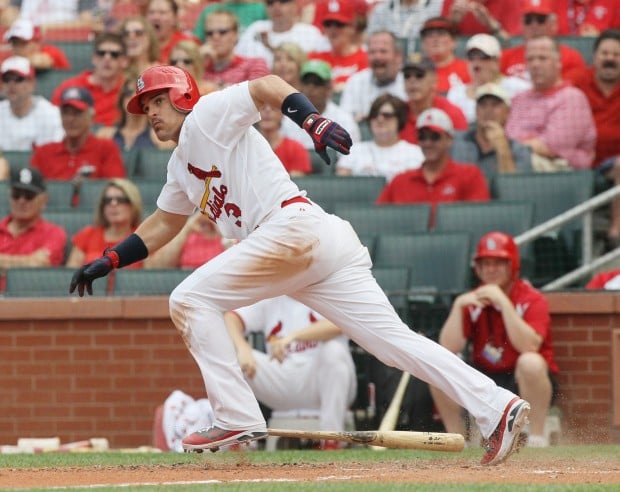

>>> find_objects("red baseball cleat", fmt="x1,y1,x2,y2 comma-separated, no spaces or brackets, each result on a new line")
481,397,530,465
182,426,267,453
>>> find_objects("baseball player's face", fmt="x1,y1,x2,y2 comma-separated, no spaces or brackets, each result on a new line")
475,257,512,288
140,90,186,142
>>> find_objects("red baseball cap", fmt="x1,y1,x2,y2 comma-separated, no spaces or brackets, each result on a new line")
523,0,554,15
317,0,355,25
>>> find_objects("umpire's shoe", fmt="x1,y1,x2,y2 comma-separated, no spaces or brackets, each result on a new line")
481,397,530,466
182,426,267,453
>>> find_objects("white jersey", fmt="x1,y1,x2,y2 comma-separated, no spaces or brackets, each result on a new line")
0,96,63,151
339,68,408,121
336,139,424,182
233,295,349,365
156,82,302,240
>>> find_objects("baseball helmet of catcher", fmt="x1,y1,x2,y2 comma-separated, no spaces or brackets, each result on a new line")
474,231,520,276
126,65,200,115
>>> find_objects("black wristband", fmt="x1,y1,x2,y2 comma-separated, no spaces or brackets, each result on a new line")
109,233,149,268
281,92,319,128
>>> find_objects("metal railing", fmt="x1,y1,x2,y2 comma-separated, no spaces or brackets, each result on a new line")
513,184,620,291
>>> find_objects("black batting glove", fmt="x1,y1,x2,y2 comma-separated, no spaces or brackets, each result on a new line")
69,255,115,297
303,114,353,165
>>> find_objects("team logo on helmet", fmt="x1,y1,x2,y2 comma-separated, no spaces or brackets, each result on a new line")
485,237,498,251
136,76,145,92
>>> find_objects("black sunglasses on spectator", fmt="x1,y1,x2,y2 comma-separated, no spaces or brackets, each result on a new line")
266,0,293,5
205,28,233,37
524,13,548,25
371,111,397,120
11,188,38,201
323,20,347,28
171,58,192,66
1,73,26,83
417,130,442,142
404,69,427,80
102,196,131,205
467,51,493,61
123,28,145,37
96,49,123,59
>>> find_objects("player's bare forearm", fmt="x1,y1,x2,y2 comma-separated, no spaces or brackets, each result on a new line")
135,208,189,255
248,74,297,110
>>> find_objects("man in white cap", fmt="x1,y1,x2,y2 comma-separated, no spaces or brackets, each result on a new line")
376,107,490,226
2,18,70,71
451,82,532,181
0,56,64,152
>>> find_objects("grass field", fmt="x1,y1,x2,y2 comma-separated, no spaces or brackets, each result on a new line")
1,445,619,491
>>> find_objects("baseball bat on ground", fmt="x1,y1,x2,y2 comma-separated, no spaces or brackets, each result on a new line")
267,428,464,452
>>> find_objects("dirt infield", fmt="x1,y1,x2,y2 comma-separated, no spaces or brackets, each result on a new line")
2,457,619,489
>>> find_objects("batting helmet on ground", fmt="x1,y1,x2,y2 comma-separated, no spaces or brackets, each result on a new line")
126,65,200,115
474,231,520,276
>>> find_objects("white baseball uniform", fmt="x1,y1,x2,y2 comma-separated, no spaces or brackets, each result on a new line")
158,81,516,438
232,295,356,431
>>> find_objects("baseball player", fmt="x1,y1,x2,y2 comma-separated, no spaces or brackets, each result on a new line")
69,66,530,465
225,295,357,449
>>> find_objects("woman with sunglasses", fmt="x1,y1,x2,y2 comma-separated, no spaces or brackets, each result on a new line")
66,179,144,270
168,40,219,95
117,15,160,76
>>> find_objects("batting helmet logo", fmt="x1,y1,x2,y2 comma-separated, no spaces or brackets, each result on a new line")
474,231,520,276
127,65,200,115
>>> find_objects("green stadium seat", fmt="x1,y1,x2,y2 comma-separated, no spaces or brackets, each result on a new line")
74,179,108,211
292,175,386,212
132,148,173,180
45,180,76,211
43,210,93,261
49,41,93,72
35,69,81,100
134,179,164,211
4,267,106,297
2,150,32,172
112,269,190,296
372,266,410,320
334,203,431,236
0,181,8,216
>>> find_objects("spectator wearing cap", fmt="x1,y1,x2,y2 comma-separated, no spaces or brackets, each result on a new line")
506,36,596,172
257,104,312,176
441,0,523,40
451,83,532,181
339,30,407,122
1,18,70,71
235,0,328,68
553,0,620,37
569,29,620,249
0,166,67,291
366,0,443,55
336,93,424,182
200,10,269,89
447,34,531,123
500,0,586,82
30,86,126,181
281,60,360,152
307,0,368,92
0,56,63,152
399,53,468,145
377,108,490,227
419,16,471,94
51,32,129,128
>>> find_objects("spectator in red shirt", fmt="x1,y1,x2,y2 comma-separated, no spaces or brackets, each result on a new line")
419,16,471,95
399,53,468,145
377,107,490,227
66,178,144,270
441,0,523,40
257,104,312,176
31,86,126,181
500,0,587,82
52,32,128,128
430,231,559,448
554,0,620,36
201,10,270,89
0,167,67,291
1,18,70,71
308,0,368,93
569,29,620,248
147,0,200,63
586,268,620,289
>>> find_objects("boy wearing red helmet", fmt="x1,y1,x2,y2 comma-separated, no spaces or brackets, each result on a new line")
431,231,558,448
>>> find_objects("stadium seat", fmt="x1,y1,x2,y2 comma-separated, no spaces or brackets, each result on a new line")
49,40,93,70
292,175,386,212
0,181,8,216
373,232,471,298
556,36,595,64
132,148,173,180
112,269,190,296
134,179,164,212
4,267,106,297
2,150,32,172
43,210,93,261
74,179,108,211
372,266,410,321
308,148,337,175
45,180,76,211
35,69,81,100
334,203,431,236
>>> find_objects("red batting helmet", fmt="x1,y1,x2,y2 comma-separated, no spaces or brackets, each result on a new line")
126,65,200,115
474,231,520,276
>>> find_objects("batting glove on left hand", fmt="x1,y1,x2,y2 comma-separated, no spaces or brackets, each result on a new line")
303,114,353,165
69,255,115,297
